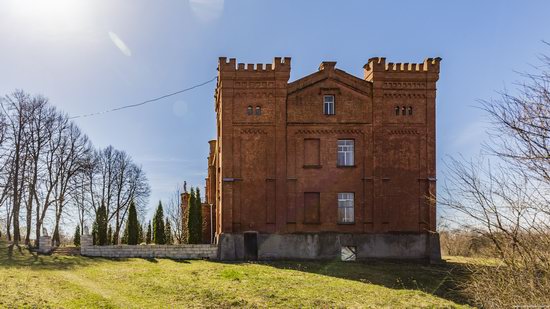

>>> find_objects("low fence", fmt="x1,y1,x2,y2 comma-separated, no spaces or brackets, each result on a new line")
80,235,218,260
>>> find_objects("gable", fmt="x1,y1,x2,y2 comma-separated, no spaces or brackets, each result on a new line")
288,67,372,96
286,69,373,124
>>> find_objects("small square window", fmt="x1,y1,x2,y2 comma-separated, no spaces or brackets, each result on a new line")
341,246,357,261
324,95,335,115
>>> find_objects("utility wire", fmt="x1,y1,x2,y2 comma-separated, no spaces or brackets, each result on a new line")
70,76,217,119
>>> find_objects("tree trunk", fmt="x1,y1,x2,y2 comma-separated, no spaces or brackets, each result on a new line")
52,219,60,247
35,203,40,247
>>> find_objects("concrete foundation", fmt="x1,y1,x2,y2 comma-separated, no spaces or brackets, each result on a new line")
218,232,441,262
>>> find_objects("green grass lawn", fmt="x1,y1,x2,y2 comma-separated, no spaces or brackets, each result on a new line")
0,240,473,308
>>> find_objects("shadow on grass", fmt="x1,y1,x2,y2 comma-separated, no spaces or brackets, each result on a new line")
213,258,478,306
1,241,197,270
0,240,107,270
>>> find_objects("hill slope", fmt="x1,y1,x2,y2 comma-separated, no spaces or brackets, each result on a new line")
0,241,470,308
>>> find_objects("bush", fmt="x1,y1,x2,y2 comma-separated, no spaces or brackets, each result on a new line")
465,264,550,308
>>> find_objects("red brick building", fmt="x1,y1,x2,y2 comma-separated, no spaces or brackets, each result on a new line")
205,56,441,261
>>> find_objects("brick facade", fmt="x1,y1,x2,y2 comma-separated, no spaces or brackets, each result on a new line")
205,56,441,259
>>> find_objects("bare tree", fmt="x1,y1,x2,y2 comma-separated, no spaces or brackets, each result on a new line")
1,90,32,245
440,50,550,307
0,109,11,236
22,96,53,245
165,184,184,244
51,121,92,246
0,89,150,249
85,146,150,244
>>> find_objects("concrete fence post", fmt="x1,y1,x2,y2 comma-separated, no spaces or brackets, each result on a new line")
81,234,93,256
38,236,52,254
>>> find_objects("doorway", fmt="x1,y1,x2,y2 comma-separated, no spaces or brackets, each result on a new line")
243,232,258,260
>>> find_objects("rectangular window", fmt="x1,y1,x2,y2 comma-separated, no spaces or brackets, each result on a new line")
304,192,320,223
324,95,335,115
338,193,354,223
337,139,354,166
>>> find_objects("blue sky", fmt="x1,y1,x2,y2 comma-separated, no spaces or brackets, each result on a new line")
1,0,549,219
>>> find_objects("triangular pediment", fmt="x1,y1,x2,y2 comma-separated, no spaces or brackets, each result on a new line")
288,66,372,96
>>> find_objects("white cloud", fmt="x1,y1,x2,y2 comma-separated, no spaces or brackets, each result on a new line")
108,31,132,57
189,0,224,22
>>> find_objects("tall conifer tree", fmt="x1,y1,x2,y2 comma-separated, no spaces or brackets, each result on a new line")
153,201,166,244
146,221,152,244
127,201,139,245
96,202,108,245
187,188,197,243
73,225,81,247
165,219,173,245
108,225,113,245
195,188,203,243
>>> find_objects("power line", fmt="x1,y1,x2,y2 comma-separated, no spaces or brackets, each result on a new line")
70,76,217,119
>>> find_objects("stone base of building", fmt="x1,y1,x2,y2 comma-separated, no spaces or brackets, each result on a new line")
218,232,441,263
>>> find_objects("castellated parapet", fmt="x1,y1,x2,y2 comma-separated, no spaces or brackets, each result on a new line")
364,57,441,82
218,57,291,73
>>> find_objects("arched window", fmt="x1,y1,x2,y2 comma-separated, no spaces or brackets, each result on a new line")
408,106,413,115
247,106,253,115
395,106,400,116
255,106,261,115
401,106,406,116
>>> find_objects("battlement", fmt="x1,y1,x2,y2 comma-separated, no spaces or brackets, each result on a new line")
218,57,291,72
364,57,441,73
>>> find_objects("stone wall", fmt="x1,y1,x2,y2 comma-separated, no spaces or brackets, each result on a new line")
80,235,218,259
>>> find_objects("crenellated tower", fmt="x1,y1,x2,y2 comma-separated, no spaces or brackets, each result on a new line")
364,57,441,233
215,57,291,236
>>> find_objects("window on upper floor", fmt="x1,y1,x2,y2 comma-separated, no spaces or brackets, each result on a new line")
395,105,414,116
337,139,354,166
324,95,335,115
247,106,253,115
338,192,355,223
255,106,262,115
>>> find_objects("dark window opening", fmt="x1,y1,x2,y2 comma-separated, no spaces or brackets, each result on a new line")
255,106,261,115
408,106,413,115
395,106,400,116
247,106,253,115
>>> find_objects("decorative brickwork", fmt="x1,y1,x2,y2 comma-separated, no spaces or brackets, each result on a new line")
206,56,441,260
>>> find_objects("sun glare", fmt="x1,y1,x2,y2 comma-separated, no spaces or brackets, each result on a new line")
8,0,88,33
